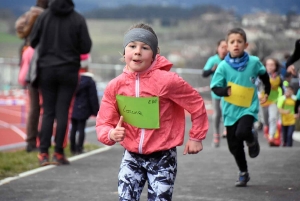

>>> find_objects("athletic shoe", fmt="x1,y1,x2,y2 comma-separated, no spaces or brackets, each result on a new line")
52,153,70,165
235,172,250,187
247,129,260,158
212,134,220,147
37,153,50,166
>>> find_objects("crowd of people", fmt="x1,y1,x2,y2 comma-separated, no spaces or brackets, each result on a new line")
14,0,300,200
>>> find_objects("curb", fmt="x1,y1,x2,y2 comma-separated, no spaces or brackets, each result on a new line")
0,146,111,186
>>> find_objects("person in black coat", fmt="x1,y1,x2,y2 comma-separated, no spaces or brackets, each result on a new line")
30,0,92,166
70,54,99,154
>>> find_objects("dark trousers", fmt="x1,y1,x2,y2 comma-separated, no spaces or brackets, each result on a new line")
38,66,78,154
26,84,40,146
226,115,255,172
70,118,87,153
282,125,294,147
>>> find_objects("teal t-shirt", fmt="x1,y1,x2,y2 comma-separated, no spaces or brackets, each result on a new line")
210,55,266,126
296,89,300,100
203,54,223,99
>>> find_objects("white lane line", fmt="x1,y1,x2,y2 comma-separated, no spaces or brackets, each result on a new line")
0,120,26,140
0,146,111,186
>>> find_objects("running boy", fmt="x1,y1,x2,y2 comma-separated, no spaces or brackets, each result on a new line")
202,39,228,147
210,28,271,187
96,23,208,201
277,86,299,147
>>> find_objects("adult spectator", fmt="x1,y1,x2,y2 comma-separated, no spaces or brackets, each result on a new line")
30,0,92,166
15,0,49,152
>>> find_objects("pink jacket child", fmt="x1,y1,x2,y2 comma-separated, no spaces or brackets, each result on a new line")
18,46,35,86
96,54,209,154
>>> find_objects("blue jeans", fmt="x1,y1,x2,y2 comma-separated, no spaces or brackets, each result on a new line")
281,125,295,147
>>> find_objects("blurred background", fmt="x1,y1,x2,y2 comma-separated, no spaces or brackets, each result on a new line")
0,0,300,92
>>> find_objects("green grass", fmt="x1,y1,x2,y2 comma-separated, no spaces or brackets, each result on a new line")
0,32,22,43
0,143,100,180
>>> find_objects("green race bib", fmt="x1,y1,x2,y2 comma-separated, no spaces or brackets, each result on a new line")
116,95,160,129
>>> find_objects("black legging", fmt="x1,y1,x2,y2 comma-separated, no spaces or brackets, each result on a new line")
38,66,78,154
70,118,87,153
226,115,255,172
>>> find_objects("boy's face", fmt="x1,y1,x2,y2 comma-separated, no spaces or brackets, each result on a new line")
124,41,154,72
227,33,248,58
285,87,293,97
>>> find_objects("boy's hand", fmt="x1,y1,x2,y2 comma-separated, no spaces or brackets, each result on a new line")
294,114,299,118
212,65,218,71
284,110,290,114
183,140,203,155
110,116,126,142
260,94,268,104
227,87,231,96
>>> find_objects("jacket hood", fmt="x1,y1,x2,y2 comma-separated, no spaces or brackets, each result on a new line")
123,54,173,75
49,0,74,16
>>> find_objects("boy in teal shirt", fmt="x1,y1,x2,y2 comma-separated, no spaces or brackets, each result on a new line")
210,28,271,187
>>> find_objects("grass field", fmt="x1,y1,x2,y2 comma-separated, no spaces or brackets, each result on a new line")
0,18,220,65
0,143,100,180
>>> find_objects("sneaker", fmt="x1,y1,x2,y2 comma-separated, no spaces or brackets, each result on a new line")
235,172,250,187
212,134,220,147
52,153,70,165
247,130,260,158
37,153,50,166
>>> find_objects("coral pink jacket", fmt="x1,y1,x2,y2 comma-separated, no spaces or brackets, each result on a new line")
18,46,34,86
96,55,208,154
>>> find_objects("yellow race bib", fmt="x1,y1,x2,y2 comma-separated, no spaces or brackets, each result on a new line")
224,82,254,107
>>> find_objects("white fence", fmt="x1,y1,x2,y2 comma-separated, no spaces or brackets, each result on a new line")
0,58,210,95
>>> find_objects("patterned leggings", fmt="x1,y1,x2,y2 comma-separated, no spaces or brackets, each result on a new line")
118,148,177,201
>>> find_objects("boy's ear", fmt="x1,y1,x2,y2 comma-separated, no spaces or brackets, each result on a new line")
245,42,249,49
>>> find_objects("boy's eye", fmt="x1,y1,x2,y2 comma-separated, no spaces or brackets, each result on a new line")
129,45,135,48
143,46,150,50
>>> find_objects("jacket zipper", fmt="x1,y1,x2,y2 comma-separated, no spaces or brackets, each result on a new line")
136,73,145,154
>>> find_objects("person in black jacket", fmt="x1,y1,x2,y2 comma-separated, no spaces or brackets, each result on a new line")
70,54,99,155
30,0,92,166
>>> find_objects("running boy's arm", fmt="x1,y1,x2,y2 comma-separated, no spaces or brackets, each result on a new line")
258,72,271,96
210,63,230,96
167,73,209,142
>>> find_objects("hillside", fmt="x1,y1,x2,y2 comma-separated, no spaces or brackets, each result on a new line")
0,0,299,16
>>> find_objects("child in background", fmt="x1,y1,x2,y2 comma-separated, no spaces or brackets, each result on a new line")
277,86,299,147
70,54,99,155
260,58,282,146
202,39,228,147
96,23,208,201
211,28,270,187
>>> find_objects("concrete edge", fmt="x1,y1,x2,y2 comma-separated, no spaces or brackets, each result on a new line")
0,145,111,186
